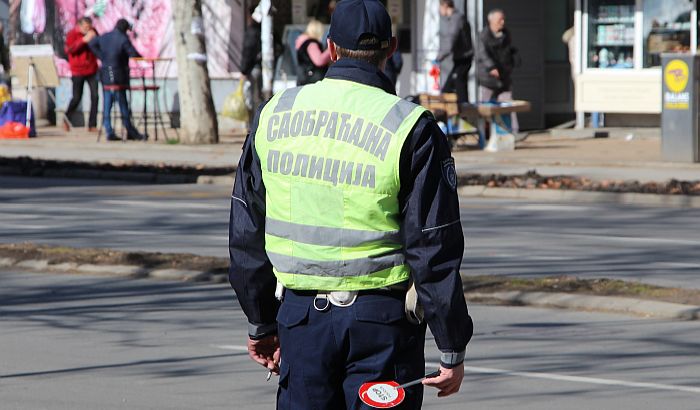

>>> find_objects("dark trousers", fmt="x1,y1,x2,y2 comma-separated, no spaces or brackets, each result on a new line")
442,60,472,104
276,289,427,410
65,74,99,128
103,88,140,138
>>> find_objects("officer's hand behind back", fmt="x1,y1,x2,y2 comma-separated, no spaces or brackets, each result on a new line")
247,335,281,374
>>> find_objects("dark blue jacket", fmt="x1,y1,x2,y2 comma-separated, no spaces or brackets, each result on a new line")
88,30,141,86
229,58,473,355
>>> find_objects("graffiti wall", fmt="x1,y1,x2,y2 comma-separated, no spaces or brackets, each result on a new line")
53,0,244,79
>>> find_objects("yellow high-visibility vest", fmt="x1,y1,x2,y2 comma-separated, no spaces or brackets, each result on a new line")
255,78,427,291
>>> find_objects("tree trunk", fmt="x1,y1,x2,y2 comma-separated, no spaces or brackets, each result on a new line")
173,0,219,144
8,0,21,45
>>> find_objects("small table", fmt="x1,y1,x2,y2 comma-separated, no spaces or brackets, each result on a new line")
419,93,480,149
460,100,531,150
419,93,531,150
130,57,173,141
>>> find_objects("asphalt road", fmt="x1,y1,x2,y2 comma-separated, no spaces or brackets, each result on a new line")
1,176,699,289
2,270,699,409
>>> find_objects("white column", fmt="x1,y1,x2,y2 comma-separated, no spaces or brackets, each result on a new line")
691,9,697,53
260,0,274,98
26,63,33,128
633,0,643,70
575,0,584,129
467,0,479,103
410,0,440,95
420,0,440,95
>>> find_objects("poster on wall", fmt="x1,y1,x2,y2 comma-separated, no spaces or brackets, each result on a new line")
54,0,243,79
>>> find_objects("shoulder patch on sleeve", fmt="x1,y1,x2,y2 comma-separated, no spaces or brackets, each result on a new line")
441,158,457,191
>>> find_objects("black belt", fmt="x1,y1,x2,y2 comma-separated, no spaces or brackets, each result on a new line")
289,286,407,298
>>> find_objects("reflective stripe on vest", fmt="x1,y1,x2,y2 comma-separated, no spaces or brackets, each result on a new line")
267,251,405,277
266,217,400,248
381,99,421,133
255,78,428,291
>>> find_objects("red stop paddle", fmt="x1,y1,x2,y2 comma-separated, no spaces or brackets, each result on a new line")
358,370,441,408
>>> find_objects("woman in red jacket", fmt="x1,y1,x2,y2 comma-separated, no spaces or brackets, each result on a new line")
63,17,99,132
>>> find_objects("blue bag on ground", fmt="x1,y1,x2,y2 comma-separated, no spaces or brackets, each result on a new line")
0,100,36,137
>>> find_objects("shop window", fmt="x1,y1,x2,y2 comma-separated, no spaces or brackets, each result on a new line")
643,0,693,68
587,0,636,69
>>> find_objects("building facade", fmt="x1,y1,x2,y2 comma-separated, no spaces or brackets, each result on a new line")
409,0,576,130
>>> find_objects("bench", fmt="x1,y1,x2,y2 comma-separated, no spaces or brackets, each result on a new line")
418,93,531,151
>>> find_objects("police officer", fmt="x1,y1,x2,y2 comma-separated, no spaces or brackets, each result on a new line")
229,1,473,408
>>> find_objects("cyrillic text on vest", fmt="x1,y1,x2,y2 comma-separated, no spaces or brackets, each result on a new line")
267,150,376,189
266,110,392,161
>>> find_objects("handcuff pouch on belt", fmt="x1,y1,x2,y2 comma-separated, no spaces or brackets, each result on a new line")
313,291,358,311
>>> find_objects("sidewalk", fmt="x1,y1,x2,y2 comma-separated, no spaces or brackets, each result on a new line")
452,129,700,183
0,126,245,169
2,125,699,185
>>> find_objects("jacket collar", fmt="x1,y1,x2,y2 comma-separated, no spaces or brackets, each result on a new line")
325,58,396,95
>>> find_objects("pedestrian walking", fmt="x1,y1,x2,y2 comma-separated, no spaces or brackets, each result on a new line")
229,1,473,409
436,0,474,104
89,18,145,141
240,5,262,125
63,17,99,132
477,8,520,132
383,50,403,88
383,24,403,89
295,19,331,86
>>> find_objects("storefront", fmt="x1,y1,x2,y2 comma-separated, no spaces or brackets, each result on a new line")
574,0,697,124
480,0,576,129
276,0,577,130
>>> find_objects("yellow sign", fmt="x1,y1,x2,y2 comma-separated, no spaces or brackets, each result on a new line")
664,59,689,93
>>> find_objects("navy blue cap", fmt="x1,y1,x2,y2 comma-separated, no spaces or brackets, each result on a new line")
328,0,392,50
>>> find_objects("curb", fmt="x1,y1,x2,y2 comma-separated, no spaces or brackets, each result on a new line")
0,156,235,184
0,257,225,283
3,256,698,320
0,165,204,184
197,175,235,185
467,291,700,320
3,154,699,204
199,178,700,208
458,185,700,208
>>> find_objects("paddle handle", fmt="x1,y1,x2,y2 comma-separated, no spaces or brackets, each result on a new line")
395,370,441,390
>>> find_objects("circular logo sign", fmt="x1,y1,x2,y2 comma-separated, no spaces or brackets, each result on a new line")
665,59,689,93
442,158,457,191
358,381,405,408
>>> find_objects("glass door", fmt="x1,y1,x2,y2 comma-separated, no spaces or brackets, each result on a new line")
586,0,636,68
643,0,694,68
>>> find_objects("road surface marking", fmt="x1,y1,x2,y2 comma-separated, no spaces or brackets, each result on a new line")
507,204,595,212
424,362,700,394
515,231,700,246
212,346,699,394
100,199,221,210
214,344,249,352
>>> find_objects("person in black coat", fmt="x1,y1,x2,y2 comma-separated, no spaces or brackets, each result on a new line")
383,51,403,88
89,18,144,141
476,9,520,132
240,7,262,124
437,0,473,103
